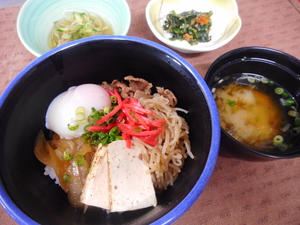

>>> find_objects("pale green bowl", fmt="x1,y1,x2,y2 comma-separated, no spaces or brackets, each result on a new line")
17,0,131,57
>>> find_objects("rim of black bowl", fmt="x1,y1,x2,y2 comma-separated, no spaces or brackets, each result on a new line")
205,46,300,159
205,46,300,79
0,35,220,225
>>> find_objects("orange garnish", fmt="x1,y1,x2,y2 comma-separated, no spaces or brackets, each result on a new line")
183,33,193,41
196,15,210,25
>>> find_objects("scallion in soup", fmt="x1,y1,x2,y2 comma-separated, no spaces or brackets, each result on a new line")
212,73,300,152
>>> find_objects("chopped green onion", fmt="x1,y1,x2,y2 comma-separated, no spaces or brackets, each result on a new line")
288,110,299,117
247,77,255,83
273,135,283,145
107,117,114,124
63,151,72,160
260,77,268,83
103,106,113,114
84,124,91,133
275,87,284,95
281,92,289,98
110,96,117,104
285,98,295,106
74,154,85,166
109,126,120,135
75,106,85,114
291,127,300,136
88,107,105,123
109,127,122,142
68,123,79,131
63,174,71,183
268,80,274,85
76,112,85,121
226,99,236,107
82,124,122,147
278,143,288,151
130,111,138,122
87,115,94,123
133,127,143,132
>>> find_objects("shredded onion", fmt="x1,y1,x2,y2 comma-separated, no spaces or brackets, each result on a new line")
49,10,113,48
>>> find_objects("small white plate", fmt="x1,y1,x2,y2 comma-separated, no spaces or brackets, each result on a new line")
146,0,242,53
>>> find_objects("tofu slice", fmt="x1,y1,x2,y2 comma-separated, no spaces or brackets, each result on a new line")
80,146,110,210
108,140,157,212
80,140,157,212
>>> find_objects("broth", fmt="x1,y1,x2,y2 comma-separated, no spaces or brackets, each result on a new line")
212,73,300,152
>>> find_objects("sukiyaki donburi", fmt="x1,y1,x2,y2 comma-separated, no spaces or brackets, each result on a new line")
34,76,194,212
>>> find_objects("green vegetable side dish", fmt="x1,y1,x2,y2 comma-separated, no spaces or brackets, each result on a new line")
49,10,113,49
163,10,213,45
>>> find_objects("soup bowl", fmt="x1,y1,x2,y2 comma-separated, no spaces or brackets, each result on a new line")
0,36,220,224
205,46,300,161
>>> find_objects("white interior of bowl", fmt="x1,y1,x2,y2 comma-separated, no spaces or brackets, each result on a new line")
146,0,242,53
17,0,131,57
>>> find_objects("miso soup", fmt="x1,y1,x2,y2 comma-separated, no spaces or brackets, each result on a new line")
212,73,300,152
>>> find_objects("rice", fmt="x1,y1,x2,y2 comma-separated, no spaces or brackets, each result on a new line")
44,166,60,185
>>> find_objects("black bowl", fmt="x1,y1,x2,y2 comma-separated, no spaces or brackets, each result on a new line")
205,46,300,161
0,36,220,224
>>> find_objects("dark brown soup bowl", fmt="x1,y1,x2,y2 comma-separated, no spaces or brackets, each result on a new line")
0,36,220,224
205,46,300,161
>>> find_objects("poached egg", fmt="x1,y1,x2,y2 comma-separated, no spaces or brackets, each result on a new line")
45,84,111,139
